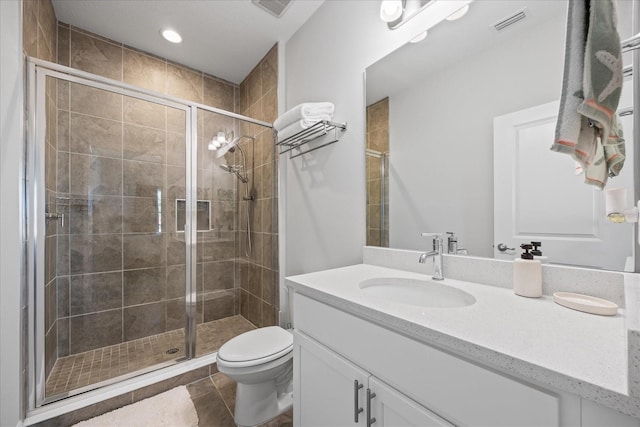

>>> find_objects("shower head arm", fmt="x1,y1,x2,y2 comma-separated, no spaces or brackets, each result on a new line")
213,134,255,159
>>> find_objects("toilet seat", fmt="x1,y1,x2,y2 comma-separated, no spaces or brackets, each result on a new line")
217,326,293,368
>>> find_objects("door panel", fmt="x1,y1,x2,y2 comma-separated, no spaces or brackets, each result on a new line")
294,331,370,427
493,94,634,270
35,71,191,404
369,377,453,427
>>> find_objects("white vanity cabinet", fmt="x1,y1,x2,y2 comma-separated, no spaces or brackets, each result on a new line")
292,292,562,426
295,330,452,427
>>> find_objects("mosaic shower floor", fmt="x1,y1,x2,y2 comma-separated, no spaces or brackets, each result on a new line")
45,315,256,397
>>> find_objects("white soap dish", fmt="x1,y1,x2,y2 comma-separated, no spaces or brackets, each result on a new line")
553,292,618,316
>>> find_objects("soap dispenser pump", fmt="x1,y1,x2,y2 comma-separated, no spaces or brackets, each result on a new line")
513,244,542,298
530,241,549,264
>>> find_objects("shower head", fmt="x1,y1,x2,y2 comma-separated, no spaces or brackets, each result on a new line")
213,136,241,158
220,163,248,183
208,133,255,158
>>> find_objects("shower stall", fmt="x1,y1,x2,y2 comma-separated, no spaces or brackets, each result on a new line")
26,57,277,407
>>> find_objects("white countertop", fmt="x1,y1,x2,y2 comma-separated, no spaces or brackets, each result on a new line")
286,263,640,416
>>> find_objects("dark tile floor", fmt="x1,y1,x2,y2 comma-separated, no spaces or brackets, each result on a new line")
46,315,255,397
187,374,293,427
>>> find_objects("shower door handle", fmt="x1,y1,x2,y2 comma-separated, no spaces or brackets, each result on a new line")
45,212,64,228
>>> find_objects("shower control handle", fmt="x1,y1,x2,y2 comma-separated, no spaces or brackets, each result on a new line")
354,380,364,422
366,388,376,426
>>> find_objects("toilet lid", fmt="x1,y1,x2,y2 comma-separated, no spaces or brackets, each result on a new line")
217,326,293,364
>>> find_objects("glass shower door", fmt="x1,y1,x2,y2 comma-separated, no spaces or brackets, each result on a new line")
32,68,194,404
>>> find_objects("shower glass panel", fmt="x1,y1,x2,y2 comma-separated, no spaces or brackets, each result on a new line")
37,73,191,403
366,149,389,247
194,109,267,357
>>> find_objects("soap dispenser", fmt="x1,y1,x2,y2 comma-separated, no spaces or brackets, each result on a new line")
530,241,549,264
513,244,542,298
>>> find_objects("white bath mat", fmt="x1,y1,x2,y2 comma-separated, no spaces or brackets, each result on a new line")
73,385,199,427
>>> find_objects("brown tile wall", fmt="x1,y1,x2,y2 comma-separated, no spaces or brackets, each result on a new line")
53,23,259,360
23,0,59,379
366,98,389,247
236,45,279,328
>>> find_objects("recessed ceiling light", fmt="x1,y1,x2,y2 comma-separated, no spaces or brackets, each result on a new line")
409,31,428,44
161,29,182,43
446,4,469,21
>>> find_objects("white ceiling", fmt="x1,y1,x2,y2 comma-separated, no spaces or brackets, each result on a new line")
51,0,324,84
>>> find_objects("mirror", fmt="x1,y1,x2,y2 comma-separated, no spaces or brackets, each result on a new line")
365,0,635,271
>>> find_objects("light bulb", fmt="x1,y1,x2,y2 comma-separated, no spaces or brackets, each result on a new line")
380,0,403,23
446,4,469,21
409,31,427,43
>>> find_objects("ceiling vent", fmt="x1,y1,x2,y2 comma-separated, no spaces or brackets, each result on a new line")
252,0,292,18
491,8,527,32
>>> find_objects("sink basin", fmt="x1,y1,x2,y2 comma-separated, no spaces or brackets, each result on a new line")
358,278,476,308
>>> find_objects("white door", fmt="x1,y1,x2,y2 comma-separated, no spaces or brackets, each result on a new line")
493,97,634,270
294,331,370,427
368,377,453,427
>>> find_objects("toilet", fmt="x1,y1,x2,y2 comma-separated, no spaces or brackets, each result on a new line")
216,326,294,427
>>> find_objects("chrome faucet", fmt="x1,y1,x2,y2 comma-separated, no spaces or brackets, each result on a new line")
419,233,444,281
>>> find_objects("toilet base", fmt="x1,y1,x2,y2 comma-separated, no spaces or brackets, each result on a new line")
234,380,293,427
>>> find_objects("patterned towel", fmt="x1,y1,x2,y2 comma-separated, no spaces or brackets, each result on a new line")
551,0,624,189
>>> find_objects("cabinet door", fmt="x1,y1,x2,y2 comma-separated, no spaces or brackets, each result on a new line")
294,331,370,427
368,377,453,427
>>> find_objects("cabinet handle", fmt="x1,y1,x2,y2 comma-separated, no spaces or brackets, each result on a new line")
366,388,376,426
354,380,364,422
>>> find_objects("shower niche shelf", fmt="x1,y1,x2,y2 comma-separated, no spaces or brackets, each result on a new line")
276,120,347,159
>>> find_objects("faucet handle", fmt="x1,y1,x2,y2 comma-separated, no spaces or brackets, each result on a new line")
420,232,444,241
420,233,444,252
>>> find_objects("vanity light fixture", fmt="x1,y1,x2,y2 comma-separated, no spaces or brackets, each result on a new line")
446,4,470,21
161,29,182,43
381,0,473,30
409,30,428,43
380,0,404,22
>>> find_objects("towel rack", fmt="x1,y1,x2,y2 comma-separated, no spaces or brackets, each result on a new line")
276,120,347,159
622,33,640,53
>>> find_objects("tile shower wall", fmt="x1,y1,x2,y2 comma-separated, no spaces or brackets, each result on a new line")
54,23,245,356
366,98,389,247
23,0,59,378
236,45,279,328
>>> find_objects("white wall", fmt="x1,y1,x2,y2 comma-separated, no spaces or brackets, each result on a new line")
0,1,24,425
388,12,565,256
283,0,471,276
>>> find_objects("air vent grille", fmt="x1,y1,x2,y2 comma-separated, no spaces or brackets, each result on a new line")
491,8,527,32
252,0,292,18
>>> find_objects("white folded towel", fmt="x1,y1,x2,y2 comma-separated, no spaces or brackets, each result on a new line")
277,120,307,142
274,102,335,130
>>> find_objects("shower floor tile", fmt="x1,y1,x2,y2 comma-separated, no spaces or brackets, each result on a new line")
45,315,256,397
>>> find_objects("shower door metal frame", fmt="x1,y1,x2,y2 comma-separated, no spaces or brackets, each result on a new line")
25,57,273,411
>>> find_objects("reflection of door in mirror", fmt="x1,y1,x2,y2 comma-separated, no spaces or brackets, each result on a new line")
366,98,390,247
493,92,634,271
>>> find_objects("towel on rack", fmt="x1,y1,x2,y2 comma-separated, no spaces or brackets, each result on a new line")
551,0,625,189
277,120,322,142
273,102,335,130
